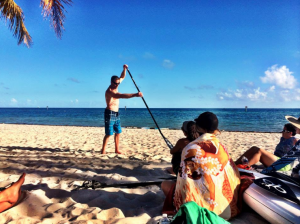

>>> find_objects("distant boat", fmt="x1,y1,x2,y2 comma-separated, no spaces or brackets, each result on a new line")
245,106,248,112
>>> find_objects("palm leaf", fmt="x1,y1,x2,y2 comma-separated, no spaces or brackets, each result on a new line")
0,0,32,47
40,0,72,39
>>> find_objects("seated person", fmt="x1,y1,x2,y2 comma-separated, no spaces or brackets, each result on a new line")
0,173,26,213
235,123,298,171
282,115,300,176
162,112,241,220
169,121,199,175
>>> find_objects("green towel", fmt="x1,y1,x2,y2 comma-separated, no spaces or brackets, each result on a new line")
172,201,230,224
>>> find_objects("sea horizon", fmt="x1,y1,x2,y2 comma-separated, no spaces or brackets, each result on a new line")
0,108,299,132
1,107,299,109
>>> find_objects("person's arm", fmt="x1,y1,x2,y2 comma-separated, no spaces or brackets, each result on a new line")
170,138,189,154
119,64,128,83
294,138,299,146
108,90,143,99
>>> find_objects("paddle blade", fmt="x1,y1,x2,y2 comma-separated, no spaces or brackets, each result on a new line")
254,177,300,205
164,138,174,149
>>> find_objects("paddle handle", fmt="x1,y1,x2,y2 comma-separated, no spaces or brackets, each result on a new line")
127,69,173,149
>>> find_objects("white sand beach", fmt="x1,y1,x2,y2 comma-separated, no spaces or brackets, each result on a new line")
0,124,281,223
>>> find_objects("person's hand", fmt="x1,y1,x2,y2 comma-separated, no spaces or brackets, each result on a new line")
137,92,143,97
123,64,128,70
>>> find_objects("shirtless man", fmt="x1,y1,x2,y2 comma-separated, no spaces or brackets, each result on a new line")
101,64,143,154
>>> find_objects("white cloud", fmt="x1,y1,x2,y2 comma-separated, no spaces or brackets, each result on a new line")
234,89,243,98
260,65,297,89
162,59,175,69
75,99,79,103
143,52,155,59
118,54,136,61
288,89,300,101
266,88,300,102
11,98,17,103
217,88,268,102
247,88,267,101
268,86,275,91
279,90,291,102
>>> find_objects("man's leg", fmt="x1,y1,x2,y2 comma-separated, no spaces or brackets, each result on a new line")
101,135,111,154
114,133,122,154
102,109,114,154
113,114,122,154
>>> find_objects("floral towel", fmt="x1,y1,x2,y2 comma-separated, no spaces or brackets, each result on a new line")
174,133,241,220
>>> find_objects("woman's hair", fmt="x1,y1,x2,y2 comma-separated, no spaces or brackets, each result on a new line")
195,112,218,133
185,121,200,142
285,123,297,136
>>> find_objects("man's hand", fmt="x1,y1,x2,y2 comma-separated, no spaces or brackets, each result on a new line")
123,64,128,70
137,92,143,97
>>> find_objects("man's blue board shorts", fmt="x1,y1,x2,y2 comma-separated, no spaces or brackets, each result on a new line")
105,109,122,136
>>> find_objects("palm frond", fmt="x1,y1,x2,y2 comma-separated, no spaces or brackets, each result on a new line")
0,0,32,47
40,0,72,39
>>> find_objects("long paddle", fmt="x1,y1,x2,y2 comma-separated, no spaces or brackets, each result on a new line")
127,69,174,149
72,176,177,191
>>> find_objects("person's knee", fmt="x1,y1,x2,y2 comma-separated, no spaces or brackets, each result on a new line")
161,181,168,195
161,181,175,196
161,181,167,190
249,146,261,154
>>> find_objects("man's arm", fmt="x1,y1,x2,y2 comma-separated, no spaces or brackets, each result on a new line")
119,64,128,83
108,90,143,99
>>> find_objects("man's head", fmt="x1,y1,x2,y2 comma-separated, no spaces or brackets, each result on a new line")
111,76,120,87
282,123,297,138
194,112,218,133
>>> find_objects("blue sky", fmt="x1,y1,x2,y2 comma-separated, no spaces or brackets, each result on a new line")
0,0,299,108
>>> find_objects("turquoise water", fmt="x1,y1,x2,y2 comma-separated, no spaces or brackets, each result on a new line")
0,108,299,132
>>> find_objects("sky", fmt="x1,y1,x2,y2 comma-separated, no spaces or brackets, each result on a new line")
0,0,299,108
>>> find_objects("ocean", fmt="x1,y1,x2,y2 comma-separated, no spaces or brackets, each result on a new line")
0,108,299,132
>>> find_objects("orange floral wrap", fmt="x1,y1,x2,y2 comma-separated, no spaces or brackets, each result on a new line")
174,133,241,220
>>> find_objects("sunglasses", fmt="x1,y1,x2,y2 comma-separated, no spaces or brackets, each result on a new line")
282,130,291,133
113,81,120,85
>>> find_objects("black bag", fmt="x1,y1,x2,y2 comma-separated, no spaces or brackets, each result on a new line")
171,152,181,175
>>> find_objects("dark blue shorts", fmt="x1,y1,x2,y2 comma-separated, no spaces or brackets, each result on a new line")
104,109,122,136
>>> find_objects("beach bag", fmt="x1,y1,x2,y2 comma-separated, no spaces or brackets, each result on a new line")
171,201,230,224
171,152,181,175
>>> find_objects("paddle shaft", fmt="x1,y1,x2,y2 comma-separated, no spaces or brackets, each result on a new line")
127,69,173,149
